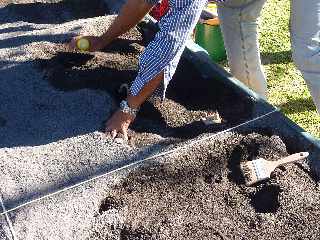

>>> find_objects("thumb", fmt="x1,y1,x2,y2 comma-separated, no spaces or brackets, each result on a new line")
69,36,80,50
111,130,117,139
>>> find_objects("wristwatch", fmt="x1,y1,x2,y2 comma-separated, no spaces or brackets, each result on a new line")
119,100,139,117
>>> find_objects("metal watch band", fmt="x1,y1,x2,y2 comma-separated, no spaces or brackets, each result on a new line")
119,100,139,117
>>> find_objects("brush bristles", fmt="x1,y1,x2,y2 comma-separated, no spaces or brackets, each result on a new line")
241,159,272,186
240,161,258,186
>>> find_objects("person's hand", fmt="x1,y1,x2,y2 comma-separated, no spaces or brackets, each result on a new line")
105,110,135,141
68,35,105,52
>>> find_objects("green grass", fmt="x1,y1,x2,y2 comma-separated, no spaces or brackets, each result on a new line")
222,0,319,138
259,0,319,138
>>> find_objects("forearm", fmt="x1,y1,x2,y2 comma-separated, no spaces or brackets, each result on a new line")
127,71,164,109
100,0,154,46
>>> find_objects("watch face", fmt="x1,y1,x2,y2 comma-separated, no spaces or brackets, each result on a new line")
120,100,130,114
120,100,127,107
120,100,138,116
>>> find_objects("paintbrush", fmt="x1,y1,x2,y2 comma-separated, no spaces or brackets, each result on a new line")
240,152,309,186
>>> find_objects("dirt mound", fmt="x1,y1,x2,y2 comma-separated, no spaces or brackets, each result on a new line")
90,132,320,240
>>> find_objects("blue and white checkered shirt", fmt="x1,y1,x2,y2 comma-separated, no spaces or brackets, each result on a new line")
130,0,225,97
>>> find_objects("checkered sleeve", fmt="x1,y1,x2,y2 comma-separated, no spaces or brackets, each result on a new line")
130,0,208,97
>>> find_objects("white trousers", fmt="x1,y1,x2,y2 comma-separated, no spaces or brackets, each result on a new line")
217,0,320,113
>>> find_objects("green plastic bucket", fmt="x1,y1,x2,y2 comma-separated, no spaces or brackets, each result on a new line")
195,23,227,62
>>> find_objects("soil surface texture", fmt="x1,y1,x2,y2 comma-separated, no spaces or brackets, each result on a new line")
1,1,319,240
91,132,320,240
3,132,318,240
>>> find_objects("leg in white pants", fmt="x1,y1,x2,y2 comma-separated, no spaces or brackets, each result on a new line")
217,0,267,99
291,0,320,114
217,0,320,113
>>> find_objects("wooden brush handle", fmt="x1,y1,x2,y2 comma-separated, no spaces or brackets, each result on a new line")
277,152,309,166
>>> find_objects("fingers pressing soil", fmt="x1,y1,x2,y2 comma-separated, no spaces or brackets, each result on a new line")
39,24,255,147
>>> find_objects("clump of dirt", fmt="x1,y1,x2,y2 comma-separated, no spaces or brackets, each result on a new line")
91,132,320,239
99,196,123,214
119,226,153,240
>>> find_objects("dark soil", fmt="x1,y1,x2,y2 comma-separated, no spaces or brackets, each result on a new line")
250,185,281,213
99,196,123,214
40,24,254,147
93,132,320,239
119,227,153,240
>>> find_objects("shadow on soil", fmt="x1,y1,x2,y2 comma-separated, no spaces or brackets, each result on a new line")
0,58,113,148
0,39,258,210
1,28,300,214
0,25,42,34
0,32,77,49
250,184,281,213
0,0,108,24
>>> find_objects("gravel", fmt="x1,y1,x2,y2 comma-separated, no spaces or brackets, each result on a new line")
0,0,171,212
0,216,12,240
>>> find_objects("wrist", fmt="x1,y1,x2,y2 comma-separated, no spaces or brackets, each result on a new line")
100,33,113,48
119,100,139,117
127,95,142,109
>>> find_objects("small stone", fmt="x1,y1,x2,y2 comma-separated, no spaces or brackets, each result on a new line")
114,137,125,144
201,111,223,125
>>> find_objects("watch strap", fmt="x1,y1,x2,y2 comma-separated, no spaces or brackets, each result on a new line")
120,100,139,117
